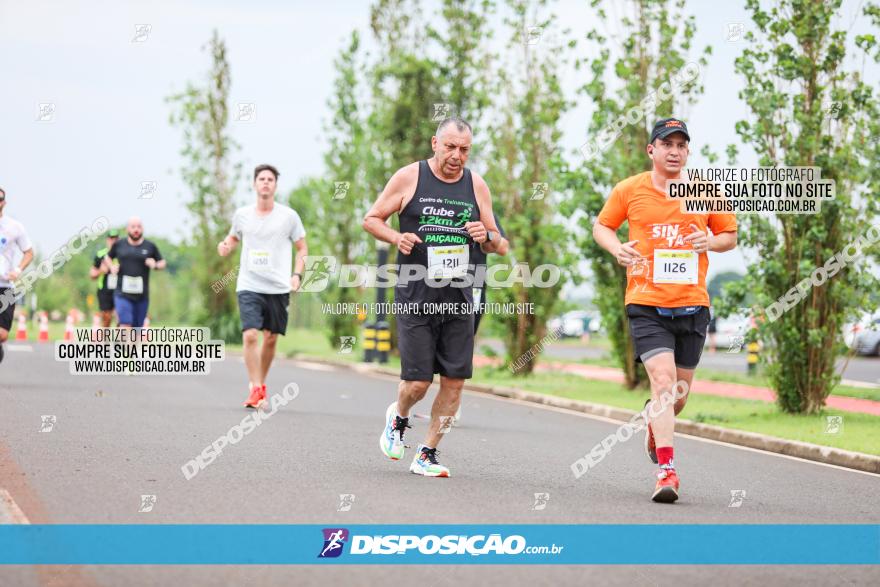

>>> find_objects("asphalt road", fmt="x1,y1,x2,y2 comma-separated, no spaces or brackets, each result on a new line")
478,339,880,385
1,344,878,586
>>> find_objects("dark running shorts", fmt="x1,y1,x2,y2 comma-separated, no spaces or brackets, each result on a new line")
0,288,16,332
397,311,475,381
97,290,116,312
237,290,290,334
626,304,710,369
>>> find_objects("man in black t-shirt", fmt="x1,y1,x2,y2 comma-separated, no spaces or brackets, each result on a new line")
90,230,119,327
107,217,165,328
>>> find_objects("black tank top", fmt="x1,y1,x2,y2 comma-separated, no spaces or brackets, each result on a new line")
395,160,481,305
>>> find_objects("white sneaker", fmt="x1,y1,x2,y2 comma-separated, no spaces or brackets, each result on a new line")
379,402,409,460
409,444,450,477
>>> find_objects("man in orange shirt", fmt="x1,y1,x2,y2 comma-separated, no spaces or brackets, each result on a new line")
593,118,738,503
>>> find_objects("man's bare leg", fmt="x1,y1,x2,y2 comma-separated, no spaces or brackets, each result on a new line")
242,328,262,388
396,379,431,417
259,330,278,383
424,376,463,449
643,352,678,449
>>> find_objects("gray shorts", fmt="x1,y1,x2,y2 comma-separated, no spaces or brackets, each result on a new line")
237,290,290,334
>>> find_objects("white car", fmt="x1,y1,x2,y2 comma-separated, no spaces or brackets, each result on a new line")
706,314,750,351
853,318,880,356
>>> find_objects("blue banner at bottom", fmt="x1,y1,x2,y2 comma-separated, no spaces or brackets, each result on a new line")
0,525,877,564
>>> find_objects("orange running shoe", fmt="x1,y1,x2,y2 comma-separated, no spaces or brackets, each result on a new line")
244,384,263,409
652,465,680,503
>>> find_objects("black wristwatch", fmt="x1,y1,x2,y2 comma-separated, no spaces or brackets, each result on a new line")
294,272,303,279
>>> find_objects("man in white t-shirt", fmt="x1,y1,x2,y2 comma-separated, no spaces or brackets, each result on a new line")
218,164,308,408
0,186,35,365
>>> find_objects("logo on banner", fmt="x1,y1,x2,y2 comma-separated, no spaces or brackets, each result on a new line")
318,528,349,558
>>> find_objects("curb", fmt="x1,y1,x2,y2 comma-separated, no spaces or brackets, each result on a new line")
290,354,880,475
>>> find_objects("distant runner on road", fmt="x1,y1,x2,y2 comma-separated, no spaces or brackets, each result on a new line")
0,186,34,365
107,217,165,330
90,229,120,327
218,164,308,409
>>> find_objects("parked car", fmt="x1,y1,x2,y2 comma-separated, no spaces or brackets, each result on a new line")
705,313,750,351
561,311,591,338
854,318,880,356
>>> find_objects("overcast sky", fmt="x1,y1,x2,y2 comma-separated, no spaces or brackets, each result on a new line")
2,0,877,295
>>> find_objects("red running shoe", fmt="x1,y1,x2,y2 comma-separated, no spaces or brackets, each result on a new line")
244,384,263,409
652,465,680,503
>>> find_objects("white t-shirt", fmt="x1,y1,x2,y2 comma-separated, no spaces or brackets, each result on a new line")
0,215,33,288
229,203,306,294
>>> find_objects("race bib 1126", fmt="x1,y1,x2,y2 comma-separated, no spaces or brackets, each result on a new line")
652,249,698,284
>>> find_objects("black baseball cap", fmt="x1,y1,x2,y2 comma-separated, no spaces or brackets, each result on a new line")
108,229,119,238
650,118,690,143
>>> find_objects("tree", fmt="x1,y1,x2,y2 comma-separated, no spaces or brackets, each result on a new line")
720,0,880,413
311,31,371,348
484,0,574,374
427,0,496,164
167,30,243,343
707,270,743,301
560,0,710,388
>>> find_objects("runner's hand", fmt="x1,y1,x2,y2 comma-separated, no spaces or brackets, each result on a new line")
6,268,21,281
396,232,422,255
615,240,641,266
684,224,709,254
465,221,488,243
217,240,231,257
109,263,120,275
291,274,301,292
145,258,156,269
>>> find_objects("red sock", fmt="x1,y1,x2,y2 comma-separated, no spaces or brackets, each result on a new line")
657,447,674,468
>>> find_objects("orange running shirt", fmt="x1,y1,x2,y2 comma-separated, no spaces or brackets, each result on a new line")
596,171,737,308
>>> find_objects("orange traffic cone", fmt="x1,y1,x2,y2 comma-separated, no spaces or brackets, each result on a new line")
15,314,27,340
63,314,75,341
38,313,50,342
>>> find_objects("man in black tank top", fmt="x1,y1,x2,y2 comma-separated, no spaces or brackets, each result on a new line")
364,117,508,477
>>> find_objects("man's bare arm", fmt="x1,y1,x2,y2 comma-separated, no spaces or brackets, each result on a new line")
470,173,507,255
363,163,420,252
593,221,641,267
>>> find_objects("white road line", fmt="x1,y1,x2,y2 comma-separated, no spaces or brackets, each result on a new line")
5,344,33,352
0,488,30,524
293,361,340,372
470,389,880,479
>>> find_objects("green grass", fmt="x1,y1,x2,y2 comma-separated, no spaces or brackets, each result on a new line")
469,367,880,456
545,348,880,402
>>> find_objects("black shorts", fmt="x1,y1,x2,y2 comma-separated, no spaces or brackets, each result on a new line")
397,312,475,381
626,304,710,369
0,288,16,332
97,290,116,312
237,291,290,335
